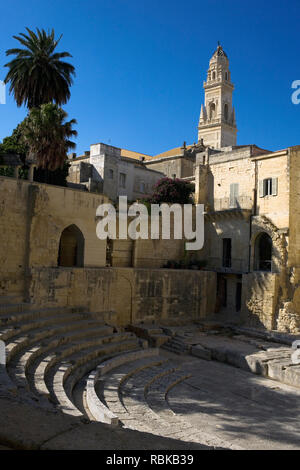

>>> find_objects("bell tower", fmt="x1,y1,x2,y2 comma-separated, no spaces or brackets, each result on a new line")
198,44,237,149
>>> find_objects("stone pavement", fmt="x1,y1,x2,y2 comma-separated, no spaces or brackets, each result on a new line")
164,351,300,450
160,324,300,388
0,393,225,450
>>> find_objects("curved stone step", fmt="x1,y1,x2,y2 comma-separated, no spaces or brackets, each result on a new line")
86,349,160,424
0,306,86,327
98,359,175,430
32,333,136,399
50,340,140,417
6,322,111,365
119,364,198,440
7,324,114,390
146,370,192,418
0,303,31,314
0,311,95,343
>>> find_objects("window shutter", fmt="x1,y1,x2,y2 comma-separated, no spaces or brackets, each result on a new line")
259,180,264,197
234,183,239,199
229,184,234,207
229,183,239,207
272,178,278,196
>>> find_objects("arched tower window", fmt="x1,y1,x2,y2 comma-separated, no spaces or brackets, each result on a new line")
209,102,216,120
224,103,228,121
212,71,216,80
254,232,272,272
57,224,84,267
225,72,228,80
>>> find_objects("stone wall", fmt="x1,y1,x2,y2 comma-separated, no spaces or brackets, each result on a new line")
29,266,217,326
0,176,108,298
242,272,279,330
145,156,194,179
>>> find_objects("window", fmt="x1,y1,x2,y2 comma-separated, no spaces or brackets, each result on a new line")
119,173,126,188
108,169,114,179
140,181,145,193
224,103,228,121
259,178,278,197
229,183,239,208
264,178,272,196
236,282,242,312
222,238,232,268
212,71,216,80
209,102,216,120
225,72,228,80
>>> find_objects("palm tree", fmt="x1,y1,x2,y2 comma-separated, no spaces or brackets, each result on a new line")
21,103,77,170
4,27,75,109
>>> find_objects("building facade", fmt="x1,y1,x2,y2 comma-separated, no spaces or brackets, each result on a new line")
67,143,164,202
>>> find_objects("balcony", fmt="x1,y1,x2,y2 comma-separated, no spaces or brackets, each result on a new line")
213,196,253,212
207,257,246,273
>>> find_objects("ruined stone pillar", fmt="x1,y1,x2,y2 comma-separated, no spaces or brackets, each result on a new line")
28,164,36,182
14,166,20,179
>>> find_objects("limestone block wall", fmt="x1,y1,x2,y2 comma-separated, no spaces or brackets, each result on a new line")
208,154,255,210
0,178,28,296
256,152,289,228
133,238,185,268
204,216,250,272
0,176,108,298
28,183,108,269
242,272,279,330
29,267,217,326
288,146,300,268
145,157,194,179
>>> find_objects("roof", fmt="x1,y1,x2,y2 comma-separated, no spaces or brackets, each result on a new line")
151,144,193,160
120,149,152,161
212,44,228,58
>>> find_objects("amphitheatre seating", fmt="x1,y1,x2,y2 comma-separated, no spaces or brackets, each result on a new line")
87,353,207,443
0,297,143,415
0,296,208,445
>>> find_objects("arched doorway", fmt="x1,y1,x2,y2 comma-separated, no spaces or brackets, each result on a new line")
254,232,272,272
57,225,84,267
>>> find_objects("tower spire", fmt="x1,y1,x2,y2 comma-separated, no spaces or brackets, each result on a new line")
197,46,237,149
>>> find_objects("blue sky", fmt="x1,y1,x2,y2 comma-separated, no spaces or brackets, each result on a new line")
0,0,300,156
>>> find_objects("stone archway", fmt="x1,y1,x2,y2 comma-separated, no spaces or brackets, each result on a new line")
250,216,285,273
254,232,272,272
57,224,85,267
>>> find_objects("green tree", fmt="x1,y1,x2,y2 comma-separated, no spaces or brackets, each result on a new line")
144,177,195,205
20,102,77,171
0,124,28,161
4,27,75,109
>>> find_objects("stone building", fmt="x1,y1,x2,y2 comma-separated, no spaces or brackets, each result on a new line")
67,143,164,202
140,44,300,333
0,44,299,333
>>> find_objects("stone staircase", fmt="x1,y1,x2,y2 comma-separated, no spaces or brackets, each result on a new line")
0,296,145,418
0,299,239,448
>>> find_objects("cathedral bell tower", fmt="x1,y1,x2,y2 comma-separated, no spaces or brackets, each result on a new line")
198,44,237,149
